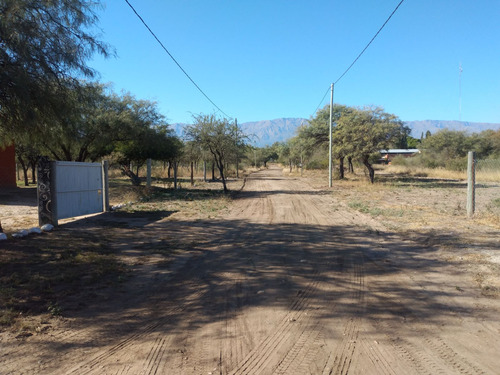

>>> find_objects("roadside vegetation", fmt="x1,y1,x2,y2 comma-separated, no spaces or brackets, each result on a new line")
254,106,500,184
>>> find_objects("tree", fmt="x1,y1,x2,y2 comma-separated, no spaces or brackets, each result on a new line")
337,107,407,183
421,129,472,160
261,145,279,167
0,0,111,137
299,104,353,178
298,104,351,148
182,140,201,186
185,114,241,193
37,82,126,162
112,96,181,186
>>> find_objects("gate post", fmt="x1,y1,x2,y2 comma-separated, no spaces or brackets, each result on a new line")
37,157,57,226
467,151,476,218
102,160,110,212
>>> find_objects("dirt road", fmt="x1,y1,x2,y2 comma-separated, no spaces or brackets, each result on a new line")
2,166,500,374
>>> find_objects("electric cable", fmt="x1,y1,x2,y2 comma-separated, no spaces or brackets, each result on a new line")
334,0,406,85
124,0,231,119
312,86,332,118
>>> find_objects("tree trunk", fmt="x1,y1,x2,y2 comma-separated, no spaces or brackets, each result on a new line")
289,159,292,173
211,162,215,181
348,156,354,173
190,161,194,186
203,161,207,182
363,157,375,183
17,156,29,186
121,164,141,186
30,160,37,184
173,161,178,189
217,162,228,193
338,156,345,179
167,162,171,179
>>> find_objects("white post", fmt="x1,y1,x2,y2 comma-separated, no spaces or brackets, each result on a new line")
102,160,109,212
328,83,334,187
467,151,475,217
235,118,239,178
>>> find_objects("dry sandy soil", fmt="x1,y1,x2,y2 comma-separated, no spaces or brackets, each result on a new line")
1,166,499,374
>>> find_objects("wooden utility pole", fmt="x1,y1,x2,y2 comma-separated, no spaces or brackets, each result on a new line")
328,83,334,187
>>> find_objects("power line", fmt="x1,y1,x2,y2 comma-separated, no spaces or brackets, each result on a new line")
312,86,332,118
124,0,231,119
296,85,331,129
305,1,405,123
334,0,406,85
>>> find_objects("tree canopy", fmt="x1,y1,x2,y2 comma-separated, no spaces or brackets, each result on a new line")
0,0,111,137
185,114,241,193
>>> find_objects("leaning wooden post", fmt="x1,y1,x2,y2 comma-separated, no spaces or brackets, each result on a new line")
466,151,476,217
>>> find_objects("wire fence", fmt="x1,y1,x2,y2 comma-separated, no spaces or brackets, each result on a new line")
476,159,500,182
474,158,500,220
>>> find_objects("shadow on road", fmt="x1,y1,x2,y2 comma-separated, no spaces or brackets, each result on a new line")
2,210,487,359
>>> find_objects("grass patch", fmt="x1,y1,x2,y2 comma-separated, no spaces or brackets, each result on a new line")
348,201,404,218
492,198,500,208
0,231,127,330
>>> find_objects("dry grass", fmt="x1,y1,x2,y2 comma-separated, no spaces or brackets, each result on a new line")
385,165,467,180
0,231,127,330
385,164,500,182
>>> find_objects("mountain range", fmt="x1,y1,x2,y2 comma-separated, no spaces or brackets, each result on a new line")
172,119,500,147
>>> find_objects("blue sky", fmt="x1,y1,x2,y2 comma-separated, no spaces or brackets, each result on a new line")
89,0,500,125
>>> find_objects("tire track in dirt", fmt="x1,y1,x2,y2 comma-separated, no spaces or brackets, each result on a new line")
321,252,365,375
63,252,214,375
362,255,489,375
272,317,324,375
220,278,256,374
64,305,184,374
228,267,323,374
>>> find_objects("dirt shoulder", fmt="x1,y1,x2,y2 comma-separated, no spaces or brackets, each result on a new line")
1,166,499,374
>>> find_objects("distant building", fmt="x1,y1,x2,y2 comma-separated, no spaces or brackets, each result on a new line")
379,149,420,164
0,144,17,188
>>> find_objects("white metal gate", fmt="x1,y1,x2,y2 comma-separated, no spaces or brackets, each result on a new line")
53,161,104,220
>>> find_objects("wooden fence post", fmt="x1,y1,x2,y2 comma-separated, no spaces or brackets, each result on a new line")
467,151,475,217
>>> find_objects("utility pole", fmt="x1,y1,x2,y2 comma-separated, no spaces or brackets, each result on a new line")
459,63,463,121
235,118,239,178
328,83,334,187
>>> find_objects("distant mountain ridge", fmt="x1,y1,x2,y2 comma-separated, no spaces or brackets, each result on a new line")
172,119,500,147
405,120,500,138
171,118,306,147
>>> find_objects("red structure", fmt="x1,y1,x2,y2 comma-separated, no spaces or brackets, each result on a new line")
0,144,16,188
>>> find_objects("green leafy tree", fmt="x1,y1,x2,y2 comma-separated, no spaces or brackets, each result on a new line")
337,107,407,183
421,129,472,160
185,114,241,193
298,104,353,177
0,0,111,137
38,82,126,162
406,135,421,149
